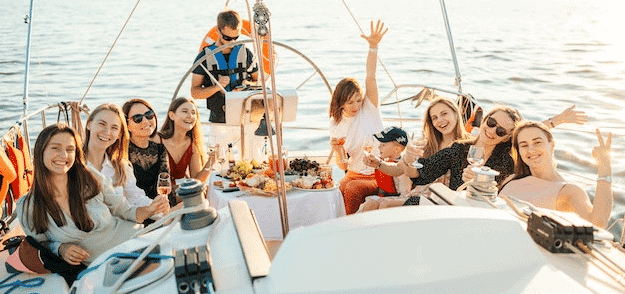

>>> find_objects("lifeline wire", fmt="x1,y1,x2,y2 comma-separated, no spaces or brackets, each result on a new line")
79,0,142,104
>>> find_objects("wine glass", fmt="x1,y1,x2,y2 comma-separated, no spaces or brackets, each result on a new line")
333,137,349,163
207,137,219,171
363,139,374,157
409,132,426,168
154,172,171,218
467,145,485,167
157,172,172,197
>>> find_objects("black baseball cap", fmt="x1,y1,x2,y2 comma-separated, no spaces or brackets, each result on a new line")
374,126,408,146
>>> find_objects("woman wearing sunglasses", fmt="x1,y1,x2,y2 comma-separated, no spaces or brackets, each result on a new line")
122,99,172,203
401,106,523,191
160,97,213,184
83,104,169,216
500,121,613,227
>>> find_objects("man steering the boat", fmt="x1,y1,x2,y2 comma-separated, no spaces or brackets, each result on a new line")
191,9,259,124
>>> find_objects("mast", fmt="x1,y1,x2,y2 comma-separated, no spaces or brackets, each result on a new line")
22,0,35,143
252,0,290,238
439,0,463,93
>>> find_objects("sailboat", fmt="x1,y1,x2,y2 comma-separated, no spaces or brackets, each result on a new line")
1,0,624,293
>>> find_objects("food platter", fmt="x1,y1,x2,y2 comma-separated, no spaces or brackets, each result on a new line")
239,184,292,197
293,185,338,192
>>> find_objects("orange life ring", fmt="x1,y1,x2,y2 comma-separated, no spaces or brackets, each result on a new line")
0,147,18,206
199,20,272,75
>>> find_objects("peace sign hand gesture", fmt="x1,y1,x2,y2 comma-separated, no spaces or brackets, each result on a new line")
361,20,388,48
592,129,612,174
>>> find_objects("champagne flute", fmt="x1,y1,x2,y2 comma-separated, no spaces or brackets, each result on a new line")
155,172,171,218
467,145,485,167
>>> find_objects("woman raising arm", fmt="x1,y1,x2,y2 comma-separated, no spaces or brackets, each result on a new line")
500,121,613,228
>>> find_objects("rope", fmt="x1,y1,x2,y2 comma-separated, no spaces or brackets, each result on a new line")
79,0,142,104
0,273,44,294
76,251,174,281
340,0,403,127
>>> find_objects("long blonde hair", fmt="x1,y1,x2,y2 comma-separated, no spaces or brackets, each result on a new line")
422,97,469,157
83,103,130,187
160,97,206,165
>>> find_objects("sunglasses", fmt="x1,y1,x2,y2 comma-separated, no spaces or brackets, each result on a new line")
486,116,509,137
220,30,239,41
130,110,155,124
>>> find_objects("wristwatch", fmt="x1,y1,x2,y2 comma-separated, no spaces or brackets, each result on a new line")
597,176,612,183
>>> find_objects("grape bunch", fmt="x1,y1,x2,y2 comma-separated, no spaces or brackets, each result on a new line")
289,158,320,176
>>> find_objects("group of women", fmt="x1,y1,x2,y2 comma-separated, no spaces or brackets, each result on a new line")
16,97,213,268
330,20,613,228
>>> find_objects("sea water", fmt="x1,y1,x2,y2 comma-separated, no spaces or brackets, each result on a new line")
1,0,624,236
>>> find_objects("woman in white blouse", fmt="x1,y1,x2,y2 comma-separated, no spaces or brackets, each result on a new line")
16,124,167,265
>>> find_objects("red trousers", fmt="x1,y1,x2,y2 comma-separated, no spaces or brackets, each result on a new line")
339,170,378,215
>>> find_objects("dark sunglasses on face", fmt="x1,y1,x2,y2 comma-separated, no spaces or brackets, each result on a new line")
130,110,155,124
220,30,239,41
486,116,509,137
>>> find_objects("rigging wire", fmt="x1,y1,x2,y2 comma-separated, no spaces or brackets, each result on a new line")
79,0,142,104
340,0,404,127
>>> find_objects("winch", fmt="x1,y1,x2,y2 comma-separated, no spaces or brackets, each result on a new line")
466,166,499,202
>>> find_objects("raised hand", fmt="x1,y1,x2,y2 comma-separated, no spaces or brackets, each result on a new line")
553,105,588,126
592,128,612,172
361,20,388,48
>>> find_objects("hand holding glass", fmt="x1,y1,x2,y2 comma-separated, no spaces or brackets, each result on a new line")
332,137,348,163
363,140,374,158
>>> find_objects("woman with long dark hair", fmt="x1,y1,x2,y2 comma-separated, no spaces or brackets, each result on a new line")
122,99,170,200
16,124,166,265
160,97,213,183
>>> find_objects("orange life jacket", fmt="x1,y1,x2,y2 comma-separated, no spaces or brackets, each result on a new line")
374,159,399,197
0,147,18,206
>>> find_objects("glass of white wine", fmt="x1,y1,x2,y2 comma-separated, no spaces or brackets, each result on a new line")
409,132,426,168
467,145,485,167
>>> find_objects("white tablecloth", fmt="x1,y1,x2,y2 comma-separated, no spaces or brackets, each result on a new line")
208,173,346,240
